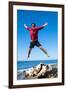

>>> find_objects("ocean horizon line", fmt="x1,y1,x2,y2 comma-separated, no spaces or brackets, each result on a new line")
17,59,57,62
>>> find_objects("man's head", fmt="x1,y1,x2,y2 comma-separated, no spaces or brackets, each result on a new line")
31,23,36,27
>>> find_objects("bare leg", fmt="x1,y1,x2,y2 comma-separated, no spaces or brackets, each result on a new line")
27,48,32,59
39,46,50,57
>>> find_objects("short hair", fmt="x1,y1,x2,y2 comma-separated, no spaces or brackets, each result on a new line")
31,23,36,26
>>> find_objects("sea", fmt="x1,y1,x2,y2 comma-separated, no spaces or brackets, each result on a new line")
17,60,57,70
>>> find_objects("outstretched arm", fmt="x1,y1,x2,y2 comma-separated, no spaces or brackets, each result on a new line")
24,24,30,30
35,22,48,30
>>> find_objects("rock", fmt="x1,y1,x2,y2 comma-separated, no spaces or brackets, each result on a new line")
17,63,58,80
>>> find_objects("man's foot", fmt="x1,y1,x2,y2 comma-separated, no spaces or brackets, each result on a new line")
27,56,30,60
46,54,50,57
48,55,50,57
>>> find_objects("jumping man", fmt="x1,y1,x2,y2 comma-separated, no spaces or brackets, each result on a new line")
24,23,50,59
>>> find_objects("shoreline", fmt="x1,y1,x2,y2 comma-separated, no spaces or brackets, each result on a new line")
17,60,57,70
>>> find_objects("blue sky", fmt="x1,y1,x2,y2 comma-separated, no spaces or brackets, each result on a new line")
17,10,58,61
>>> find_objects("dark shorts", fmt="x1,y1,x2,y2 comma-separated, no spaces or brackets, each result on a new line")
29,40,42,48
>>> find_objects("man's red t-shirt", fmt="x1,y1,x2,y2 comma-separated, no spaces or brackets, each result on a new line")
25,26,44,41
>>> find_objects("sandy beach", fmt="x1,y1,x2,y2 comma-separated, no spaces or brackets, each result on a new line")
17,63,58,80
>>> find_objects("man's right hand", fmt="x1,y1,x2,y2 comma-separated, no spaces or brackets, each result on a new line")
24,24,30,30
24,24,27,27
